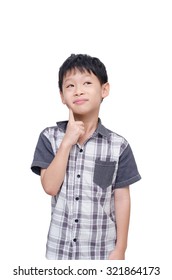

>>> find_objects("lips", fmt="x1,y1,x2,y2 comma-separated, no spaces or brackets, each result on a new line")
73,98,88,105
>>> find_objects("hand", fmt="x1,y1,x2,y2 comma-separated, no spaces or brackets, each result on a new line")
108,249,125,260
62,109,85,147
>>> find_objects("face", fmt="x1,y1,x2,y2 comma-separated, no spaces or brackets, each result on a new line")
60,69,109,116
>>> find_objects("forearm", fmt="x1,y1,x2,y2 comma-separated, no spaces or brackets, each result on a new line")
41,142,72,196
114,187,130,252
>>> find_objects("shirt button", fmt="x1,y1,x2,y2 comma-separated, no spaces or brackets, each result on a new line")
75,219,79,223
77,174,80,178
73,238,77,242
75,197,79,201
80,149,83,153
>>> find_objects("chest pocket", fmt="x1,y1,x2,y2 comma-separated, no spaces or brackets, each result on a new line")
93,159,116,189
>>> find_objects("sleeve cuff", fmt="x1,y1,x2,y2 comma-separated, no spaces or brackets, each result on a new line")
31,161,50,175
113,174,141,189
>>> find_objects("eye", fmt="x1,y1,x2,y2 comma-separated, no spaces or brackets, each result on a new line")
84,81,92,85
66,84,74,88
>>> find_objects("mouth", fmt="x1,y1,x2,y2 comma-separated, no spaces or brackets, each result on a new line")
73,98,88,105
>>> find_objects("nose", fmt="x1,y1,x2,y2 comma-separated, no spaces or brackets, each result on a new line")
74,85,84,96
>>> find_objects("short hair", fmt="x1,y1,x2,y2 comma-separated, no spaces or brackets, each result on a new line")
58,54,108,92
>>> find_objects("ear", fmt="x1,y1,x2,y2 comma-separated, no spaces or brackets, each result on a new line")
60,91,66,104
101,82,110,99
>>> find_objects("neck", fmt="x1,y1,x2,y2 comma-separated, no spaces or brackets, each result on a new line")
74,113,99,145
74,113,98,134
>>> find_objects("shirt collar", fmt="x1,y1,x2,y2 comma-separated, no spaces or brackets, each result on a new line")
93,119,111,138
56,118,111,139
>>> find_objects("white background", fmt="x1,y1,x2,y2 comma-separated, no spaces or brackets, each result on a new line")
0,0,171,278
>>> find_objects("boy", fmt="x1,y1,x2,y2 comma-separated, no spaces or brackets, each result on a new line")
31,54,141,260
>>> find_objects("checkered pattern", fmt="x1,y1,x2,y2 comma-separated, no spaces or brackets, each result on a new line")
31,119,141,259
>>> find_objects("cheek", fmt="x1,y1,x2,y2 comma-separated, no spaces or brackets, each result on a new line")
61,96,70,107
60,93,66,104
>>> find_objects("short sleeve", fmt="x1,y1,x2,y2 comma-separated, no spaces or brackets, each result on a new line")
31,131,55,175
114,144,141,188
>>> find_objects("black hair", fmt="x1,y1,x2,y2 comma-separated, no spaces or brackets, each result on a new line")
58,54,108,92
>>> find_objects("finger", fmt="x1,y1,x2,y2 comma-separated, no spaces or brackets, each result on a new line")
69,108,75,122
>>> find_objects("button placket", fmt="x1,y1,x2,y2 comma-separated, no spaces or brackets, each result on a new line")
72,145,84,243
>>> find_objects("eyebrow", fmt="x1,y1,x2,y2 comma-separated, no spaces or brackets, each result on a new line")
63,74,92,83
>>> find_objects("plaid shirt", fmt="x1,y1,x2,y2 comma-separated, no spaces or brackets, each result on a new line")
31,119,141,259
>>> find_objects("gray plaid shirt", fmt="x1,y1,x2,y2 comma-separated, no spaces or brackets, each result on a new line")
31,119,141,259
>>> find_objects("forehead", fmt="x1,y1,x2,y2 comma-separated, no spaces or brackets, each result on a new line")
63,68,94,80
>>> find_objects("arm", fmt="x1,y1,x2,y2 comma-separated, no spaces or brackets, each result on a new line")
41,109,85,196
41,142,71,196
108,186,130,260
